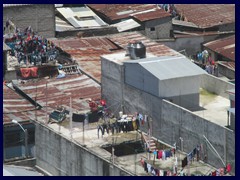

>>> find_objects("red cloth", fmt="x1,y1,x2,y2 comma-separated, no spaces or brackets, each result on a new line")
20,68,31,78
30,67,38,77
212,171,216,176
227,163,231,173
158,150,162,159
100,99,106,106
140,159,144,167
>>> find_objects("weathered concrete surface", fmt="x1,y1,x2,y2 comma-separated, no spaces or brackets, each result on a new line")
3,5,55,38
35,122,132,176
200,74,235,99
101,58,235,175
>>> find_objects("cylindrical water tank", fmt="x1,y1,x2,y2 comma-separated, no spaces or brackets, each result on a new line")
127,41,146,60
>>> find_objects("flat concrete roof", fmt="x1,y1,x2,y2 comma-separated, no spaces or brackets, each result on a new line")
192,88,230,127
43,119,218,176
101,52,157,65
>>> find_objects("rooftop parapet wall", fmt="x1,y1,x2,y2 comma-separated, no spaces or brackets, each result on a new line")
200,74,235,99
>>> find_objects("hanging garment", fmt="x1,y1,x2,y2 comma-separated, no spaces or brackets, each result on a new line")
97,125,103,138
151,167,156,176
158,150,162,159
165,150,170,158
220,168,224,176
144,161,148,172
159,170,164,176
226,163,231,173
144,115,148,122
193,148,197,156
135,118,140,129
182,156,188,168
20,68,31,78
172,148,176,156
140,158,144,167
30,67,38,77
132,119,137,130
147,163,151,173
212,171,216,176
155,169,159,176
162,150,166,160
163,171,167,176
153,150,157,156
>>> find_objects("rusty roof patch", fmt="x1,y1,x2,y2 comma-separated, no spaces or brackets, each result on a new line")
3,74,101,123
87,4,170,22
203,35,235,61
3,85,45,123
133,9,171,22
218,61,235,70
51,32,180,83
175,4,235,28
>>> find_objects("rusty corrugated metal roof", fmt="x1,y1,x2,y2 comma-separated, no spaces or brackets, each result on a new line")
133,8,171,22
3,84,45,123
218,61,235,70
87,4,170,22
203,35,235,61
3,74,101,123
175,4,235,28
51,32,180,83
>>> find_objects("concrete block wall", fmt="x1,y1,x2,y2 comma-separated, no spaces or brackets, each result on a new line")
161,100,235,175
145,17,172,39
218,64,235,80
35,122,132,176
101,57,235,175
3,5,55,38
162,35,218,57
200,74,235,99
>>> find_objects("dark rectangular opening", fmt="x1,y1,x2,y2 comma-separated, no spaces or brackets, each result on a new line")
101,140,145,157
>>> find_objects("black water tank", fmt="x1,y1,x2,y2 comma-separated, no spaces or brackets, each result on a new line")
127,41,146,60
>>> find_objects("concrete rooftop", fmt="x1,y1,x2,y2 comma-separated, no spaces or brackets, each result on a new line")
42,119,218,176
192,88,229,127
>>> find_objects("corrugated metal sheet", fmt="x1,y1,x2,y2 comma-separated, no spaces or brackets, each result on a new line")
3,4,32,7
126,56,207,80
133,8,171,22
51,32,180,83
111,19,140,32
218,61,235,70
174,4,235,28
124,56,206,98
3,84,45,123
57,6,108,28
87,4,170,22
55,16,75,32
17,74,101,114
203,35,235,61
3,74,101,123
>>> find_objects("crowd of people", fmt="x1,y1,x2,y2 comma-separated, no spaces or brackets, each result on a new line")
196,50,217,75
4,21,59,66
